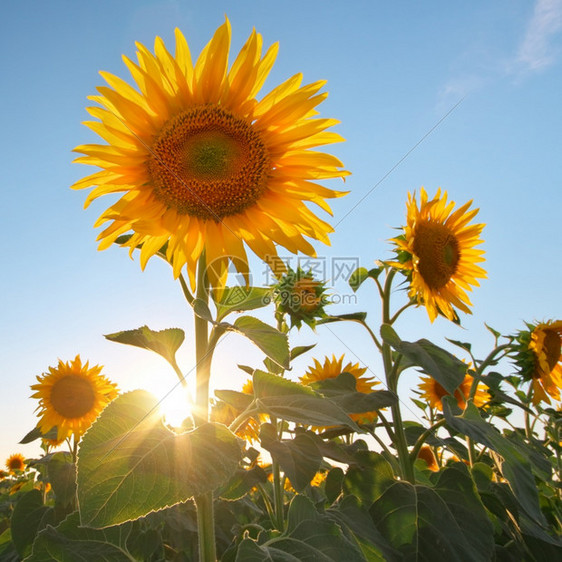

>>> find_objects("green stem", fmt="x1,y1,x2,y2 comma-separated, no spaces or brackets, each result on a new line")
192,253,216,562
269,415,285,530
380,269,415,483
409,418,447,464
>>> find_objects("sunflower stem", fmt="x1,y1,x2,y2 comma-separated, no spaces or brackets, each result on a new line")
381,269,415,483
192,253,217,562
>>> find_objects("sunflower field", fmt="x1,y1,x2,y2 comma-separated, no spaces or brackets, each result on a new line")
1,18,561,562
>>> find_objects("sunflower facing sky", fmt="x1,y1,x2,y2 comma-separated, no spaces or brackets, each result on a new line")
391,188,486,323
72,18,348,288
418,374,490,412
31,355,119,442
301,355,379,424
513,320,562,405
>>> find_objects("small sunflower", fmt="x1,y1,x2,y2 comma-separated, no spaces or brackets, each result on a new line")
513,320,562,405
73,18,348,289
418,374,490,412
274,267,328,328
31,355,119,441
301,355,379,424
5,453,26,473
391,188,486,322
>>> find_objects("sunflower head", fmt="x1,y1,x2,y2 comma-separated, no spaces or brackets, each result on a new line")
417,446,439,472
512,320,562,405
5,453,26,473
273,267,329,329
418,373,490,412
301,355,379,425
390,188,486,323
30,355,119,442
72,19,348,289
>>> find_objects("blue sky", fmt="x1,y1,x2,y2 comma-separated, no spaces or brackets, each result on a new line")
1,0,561,462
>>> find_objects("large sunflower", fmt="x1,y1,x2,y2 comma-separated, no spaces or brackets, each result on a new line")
418,374,490,412
72,19,348,288
301,355,379,424
391,188,486,322
513,320,562,405
31,355,119,441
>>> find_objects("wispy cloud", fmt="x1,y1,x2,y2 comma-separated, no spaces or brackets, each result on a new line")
515,0,562,72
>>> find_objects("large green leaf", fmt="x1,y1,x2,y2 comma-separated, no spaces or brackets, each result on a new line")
342,451,395,507
76,390,242,527
27,512,134,561
434,463,495,560
328,495,401,562
231,316,290,369
253,371,361,430
215,287,272,321
10,490,54,558
370,481,490,561
104,326,184,368
259,427,322,492
442,398,547,526
310,372,397,413
380,325,466,395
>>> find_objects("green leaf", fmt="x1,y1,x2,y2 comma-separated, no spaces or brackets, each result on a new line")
231,316,289,369
434,463,495,560
76,390,242,527
235,538,298,561
370,481,490,561
381,327,466,395
328,495,401,562
442,398,547,527
310,372,397,413
214,389,254,411
343,451,395,507
325,467,344,505
215,287,272,321
253,370,316,398
216,466,268,501
104,326,184,367
10,489,54,558
259,428,322,492
19,425,59,444
27,512,135,561
47,452,76,508
318,312,368,324
290,344,316,361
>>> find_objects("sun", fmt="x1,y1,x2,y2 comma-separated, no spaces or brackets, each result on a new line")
72,18,349,288
141,377,194,430
391,187,486,322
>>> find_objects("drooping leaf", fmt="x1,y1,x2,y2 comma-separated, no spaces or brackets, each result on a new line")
216,466,268,501
231,317,289,369
215,287,273,321
310,372,397,413
290,344,316,361
104,326,185,368
317,312,368,324
76,390,242,527
193,298,214,322
381,326,466,395
252,371,361,430
259,427,322,492
19,425,59,444
27,512,134,561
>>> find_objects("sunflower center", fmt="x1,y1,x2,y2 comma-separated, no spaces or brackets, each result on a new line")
50,376,96,419
413,221,460,290
148,106,270,220
543,329,561,372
